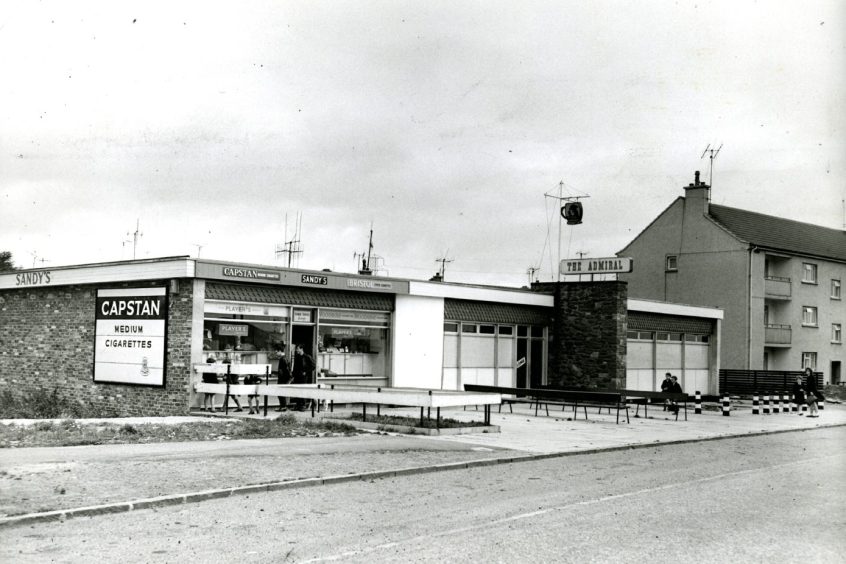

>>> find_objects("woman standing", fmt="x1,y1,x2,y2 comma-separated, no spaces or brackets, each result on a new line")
791,375,805,416
804,367,821,418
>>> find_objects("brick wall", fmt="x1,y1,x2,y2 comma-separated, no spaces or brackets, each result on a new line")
537,281,627,389
0,280,194,416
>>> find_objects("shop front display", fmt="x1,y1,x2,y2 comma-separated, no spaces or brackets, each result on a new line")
317,309,390,381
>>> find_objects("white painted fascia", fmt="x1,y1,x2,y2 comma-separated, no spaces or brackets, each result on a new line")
408,280,554,307
0,257,195,290
627,298,724,319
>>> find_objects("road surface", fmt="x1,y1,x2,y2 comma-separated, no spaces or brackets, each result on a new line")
1,427,843,563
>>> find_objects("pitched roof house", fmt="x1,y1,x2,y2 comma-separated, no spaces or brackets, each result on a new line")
618,172,845,384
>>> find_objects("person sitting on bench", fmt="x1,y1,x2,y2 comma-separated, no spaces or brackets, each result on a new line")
669,375,683,413
661,373,673,411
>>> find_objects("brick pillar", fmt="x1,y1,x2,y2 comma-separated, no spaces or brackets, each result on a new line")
544,281,627,389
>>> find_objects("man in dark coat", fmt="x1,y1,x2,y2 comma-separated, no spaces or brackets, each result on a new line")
292,344,315,411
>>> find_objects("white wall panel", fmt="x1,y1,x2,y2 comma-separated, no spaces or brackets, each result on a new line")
627,342,653,369
392,295,444,389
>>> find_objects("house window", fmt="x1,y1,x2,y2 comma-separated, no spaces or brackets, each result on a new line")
802,263,817,284
833,324,842,344
666,255,678,272
832,279,842,300
801,352,817,370
802,306,818,327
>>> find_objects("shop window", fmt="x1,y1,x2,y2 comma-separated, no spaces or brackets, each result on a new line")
833,324,842,344
498,325,513,336
832,279,842,300
317,325,389,378
517,326,528,337
479,324,496,335
684,334,709,343
202,319,288,363
531,326,544,338
802,306,818,327
627,331,639,339
462,324,478,334
444,322,459,333
802,263,817,284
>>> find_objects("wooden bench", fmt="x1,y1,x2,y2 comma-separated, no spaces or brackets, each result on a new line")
464,385,630,424
618,390,690,421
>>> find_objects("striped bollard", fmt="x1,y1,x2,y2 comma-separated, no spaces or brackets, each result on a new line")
694,391,702,415
752,393,759,415
818,395,825,411
773,394,781,414
763,393,770,415
801,400,807,414
783,393,790,414
721,394,730,416
790,393,797,413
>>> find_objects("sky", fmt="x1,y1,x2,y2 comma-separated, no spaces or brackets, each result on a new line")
1,1,844,286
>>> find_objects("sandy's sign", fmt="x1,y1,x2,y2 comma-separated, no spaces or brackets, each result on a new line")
93,287,168,387
560,257,633,275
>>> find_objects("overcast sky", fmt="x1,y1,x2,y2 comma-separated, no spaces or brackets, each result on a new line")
1,1,844,286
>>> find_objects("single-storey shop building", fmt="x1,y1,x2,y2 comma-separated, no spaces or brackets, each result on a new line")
0,257,722,416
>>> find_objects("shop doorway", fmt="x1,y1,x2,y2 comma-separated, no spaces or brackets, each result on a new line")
292,325,315,357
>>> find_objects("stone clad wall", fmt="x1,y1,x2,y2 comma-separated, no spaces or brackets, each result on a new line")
0,280,193,416
537,281,627,389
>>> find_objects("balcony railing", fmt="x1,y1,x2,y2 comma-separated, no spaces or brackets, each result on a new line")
765,323,792,345
764,276,791,299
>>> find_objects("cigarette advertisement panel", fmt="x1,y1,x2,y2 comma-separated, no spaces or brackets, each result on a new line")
93,287,168,387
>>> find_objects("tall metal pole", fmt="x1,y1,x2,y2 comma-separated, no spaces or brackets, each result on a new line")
557,181,563,282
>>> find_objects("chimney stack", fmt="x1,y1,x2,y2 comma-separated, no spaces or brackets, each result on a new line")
684,170,710,214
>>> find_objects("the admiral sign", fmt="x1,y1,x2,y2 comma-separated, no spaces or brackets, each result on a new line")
93,287,168,387
560,257,633,275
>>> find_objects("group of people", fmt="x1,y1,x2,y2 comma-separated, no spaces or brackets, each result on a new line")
792,366,823,417
271,343,315,412
661,372,683,412
200,343,316,414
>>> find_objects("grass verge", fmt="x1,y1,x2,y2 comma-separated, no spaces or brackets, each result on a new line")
344,412,488,429
0,414,359,448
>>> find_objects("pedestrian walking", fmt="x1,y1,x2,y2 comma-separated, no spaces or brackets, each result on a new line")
804,367,821,417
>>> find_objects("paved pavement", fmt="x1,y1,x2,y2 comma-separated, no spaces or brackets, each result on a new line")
1,400,844,528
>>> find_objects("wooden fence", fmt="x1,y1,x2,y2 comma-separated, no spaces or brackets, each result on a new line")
719,369,822,396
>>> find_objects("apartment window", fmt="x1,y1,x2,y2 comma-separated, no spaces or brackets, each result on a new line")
832,279,842,300
833,323,842,344
802,263,818,284
666,255,678,272
801,352,817,370
802,306,818,327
